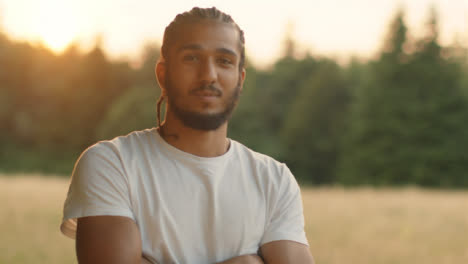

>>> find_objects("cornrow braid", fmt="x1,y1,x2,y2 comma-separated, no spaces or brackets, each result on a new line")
156,7,245,129
161,7,245,70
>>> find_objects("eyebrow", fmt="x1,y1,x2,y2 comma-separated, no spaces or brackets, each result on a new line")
177,44,237,57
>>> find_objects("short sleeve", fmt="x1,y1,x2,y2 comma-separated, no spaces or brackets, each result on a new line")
260,164,309,246
60,143,134,239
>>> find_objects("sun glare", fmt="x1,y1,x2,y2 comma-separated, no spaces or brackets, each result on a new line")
31,1,80,53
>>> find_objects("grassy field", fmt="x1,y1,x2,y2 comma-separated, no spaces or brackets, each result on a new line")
0,174,76,264
1,174,467,264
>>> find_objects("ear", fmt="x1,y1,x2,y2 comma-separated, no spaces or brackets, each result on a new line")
239,68,246,93
155,61,167,95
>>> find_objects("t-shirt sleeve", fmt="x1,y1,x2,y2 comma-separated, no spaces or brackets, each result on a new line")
60,143,134,239
260,164,309,246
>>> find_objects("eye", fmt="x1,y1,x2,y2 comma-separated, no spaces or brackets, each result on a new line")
217,57,233,66
183,54,198,62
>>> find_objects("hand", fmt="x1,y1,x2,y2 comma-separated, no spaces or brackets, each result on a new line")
217,254,264,264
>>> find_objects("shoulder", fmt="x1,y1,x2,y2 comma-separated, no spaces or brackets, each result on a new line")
67,129,159,204
230,140,283,166
74,128,158,175
230,140,294,184
83,128,157,158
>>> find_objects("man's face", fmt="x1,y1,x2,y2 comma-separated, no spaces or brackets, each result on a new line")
161,20,245,131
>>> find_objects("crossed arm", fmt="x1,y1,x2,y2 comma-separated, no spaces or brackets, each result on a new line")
76,216,314,264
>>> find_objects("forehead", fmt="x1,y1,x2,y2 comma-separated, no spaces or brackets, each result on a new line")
170,20,241,56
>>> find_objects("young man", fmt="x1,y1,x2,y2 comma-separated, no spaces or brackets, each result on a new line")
60,7,314,264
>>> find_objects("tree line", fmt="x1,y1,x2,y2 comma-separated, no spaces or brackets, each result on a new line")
1,9,467,187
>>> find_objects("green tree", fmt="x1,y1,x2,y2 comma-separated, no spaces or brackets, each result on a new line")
403,8,468,186
281,61,350,184
339,9,413,185
97,45,161,141
339,8,468,187
96,84,159,141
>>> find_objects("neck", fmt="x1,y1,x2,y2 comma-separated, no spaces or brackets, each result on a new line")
158,113,230,158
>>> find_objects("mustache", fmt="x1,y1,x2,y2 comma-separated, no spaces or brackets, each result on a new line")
189,84,222,96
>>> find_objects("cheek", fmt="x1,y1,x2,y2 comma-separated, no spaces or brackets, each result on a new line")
167,67,194,92
220,70,240,87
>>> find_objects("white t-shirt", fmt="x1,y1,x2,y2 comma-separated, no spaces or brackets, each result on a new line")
61,128,308,264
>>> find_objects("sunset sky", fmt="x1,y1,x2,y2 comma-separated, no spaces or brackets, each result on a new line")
0,0,467,66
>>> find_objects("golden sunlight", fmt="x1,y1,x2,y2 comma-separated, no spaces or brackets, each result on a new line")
31,0,80,52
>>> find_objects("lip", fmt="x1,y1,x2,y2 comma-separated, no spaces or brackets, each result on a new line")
192,90,220,96
192,91,220,100
195,92,218,96
193,94,219,102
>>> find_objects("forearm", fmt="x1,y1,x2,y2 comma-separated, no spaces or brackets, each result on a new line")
260,240,314,264
216,254,264,264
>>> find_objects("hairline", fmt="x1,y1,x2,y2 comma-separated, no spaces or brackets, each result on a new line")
161,17,245,70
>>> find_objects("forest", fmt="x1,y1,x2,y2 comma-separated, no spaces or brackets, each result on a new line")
1,9,467,187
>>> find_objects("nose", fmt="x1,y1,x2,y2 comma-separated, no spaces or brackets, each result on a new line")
199,58,217,84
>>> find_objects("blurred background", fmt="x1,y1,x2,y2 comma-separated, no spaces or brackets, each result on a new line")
0,0,467,263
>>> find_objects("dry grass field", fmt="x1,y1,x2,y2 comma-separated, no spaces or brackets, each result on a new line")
0,174,76,264
1,174,467,264
303,187,468,264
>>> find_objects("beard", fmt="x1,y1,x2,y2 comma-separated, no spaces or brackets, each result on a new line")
165,75,242,131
